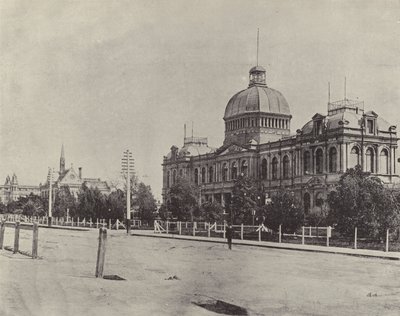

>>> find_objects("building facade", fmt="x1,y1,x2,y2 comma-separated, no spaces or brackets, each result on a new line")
0,174,40,205
40,145,110,198
162,65,399,214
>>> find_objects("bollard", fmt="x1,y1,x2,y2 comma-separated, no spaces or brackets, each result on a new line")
385,229,389,252
95,227,107,278
301,226,305,245
279,224,282,243
354,227,357,249
14,222,20,254
241,224,244,240
32,223,39,259
0,220,5,249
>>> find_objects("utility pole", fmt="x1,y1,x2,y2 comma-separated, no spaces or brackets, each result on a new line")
121,150,135,234
47,168,53,227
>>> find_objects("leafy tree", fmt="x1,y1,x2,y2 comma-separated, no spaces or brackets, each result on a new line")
261,189,304,233
53,186,76,217
133,182,157,224
165,177,198,221
76,184,107,219
106,189,126,220
0,202,7,214
199,201,223,222
230,174,261,224
327,165,400,239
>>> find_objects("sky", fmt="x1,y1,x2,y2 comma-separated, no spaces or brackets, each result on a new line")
1,0,399,200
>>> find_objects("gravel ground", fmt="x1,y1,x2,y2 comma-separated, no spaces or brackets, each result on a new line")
1,227,400,316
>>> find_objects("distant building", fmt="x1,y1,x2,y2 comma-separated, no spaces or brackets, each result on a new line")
162,64,399,214
40,145,110,198
0,174,40,205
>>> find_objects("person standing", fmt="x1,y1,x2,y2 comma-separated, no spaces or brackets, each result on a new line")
226,224,234,250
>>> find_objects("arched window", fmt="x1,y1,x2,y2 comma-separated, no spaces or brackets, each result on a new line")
231,162,238,180
201,167,206,183
366,148,374,173
167,171,170,188
173,169,177,184
241,160,248,176
304,193,311,214
282,155,290,179
349,146,360,168
272,157,278,180
209,166,214,183
261,158,267,180
315,148,323,174
304,151,311,174
222,163,228,181
293,155,297,176
315,192,324,207
380,149,389,174
179,169,183,177
194,169,199,185
328,147,337,172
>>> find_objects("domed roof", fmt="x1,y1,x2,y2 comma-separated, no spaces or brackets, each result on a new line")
224,85,291,119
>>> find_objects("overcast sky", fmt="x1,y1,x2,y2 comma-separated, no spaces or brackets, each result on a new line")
1,0,399,199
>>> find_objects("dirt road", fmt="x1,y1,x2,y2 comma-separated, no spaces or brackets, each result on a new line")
1,228,399,315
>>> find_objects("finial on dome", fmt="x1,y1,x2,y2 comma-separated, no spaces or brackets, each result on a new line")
249,65,266,87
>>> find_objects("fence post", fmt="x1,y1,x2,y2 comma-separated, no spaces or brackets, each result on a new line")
309,226,312,236
258,226,261,242
96,218,99,229
0,220,5,249
78,217,80,227
95,227,107,278
14,222,20,254
241,224,244,240
166,221,169,234
193,222,196,236
279,224,282,243
385,229,389,252
32,223,39,259
301,226,305,245
214,222,217,233
354,227,357,249
326,226,331,247
223,222,226,239
208,222,210,237
109,219,111,230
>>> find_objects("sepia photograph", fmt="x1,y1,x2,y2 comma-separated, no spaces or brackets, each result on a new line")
1,1,399,315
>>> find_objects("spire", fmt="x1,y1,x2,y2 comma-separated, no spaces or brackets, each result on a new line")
60,144,65,174
256,28,259,66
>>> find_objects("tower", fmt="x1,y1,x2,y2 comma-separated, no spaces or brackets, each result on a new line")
60,144,65,174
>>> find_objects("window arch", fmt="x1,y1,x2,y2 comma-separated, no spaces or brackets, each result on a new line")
315,148,323,174
209,166,214,183
315,192,324,207
231,162,238,180
272,157,278,180
241,160,248,176
201,167,206,183
304,193,311,214
282,155,290,179
261,158,267,180
349,146,360,168
167,171,170,188
304,151,311,174
172,169,177,184
328,147,337,172
194,168,199,185
366,147,375,173
222,163,228,181
380,149,389,174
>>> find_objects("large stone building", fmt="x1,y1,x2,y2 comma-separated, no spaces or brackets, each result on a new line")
40,145,110,198
162,64,399,214
0,174,40,205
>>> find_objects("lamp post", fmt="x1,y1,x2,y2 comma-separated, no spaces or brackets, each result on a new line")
47,168,54,227
121,150,134,234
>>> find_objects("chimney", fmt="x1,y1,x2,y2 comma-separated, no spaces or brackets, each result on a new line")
78,167,82,179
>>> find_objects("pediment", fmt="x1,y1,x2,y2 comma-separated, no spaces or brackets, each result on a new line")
306,176,325,187
365,110,378,118
59,168,82,185
312,113,326,120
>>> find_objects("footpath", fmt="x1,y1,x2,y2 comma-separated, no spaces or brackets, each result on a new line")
132,229,400,261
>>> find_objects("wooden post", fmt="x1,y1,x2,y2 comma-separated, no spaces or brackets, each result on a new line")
385,229,389,252
32,223,39,259
78,217,80,227
241,224,244,240
96,218,99,229
14,222,20,254
301,226,305,245
279,224,282,243
178,221,182,235
326,226,330,247
354,227,357,249
166,221,169,234
309,226,312,236
95,227,107,278
109,219,111,230
0,220,5,249
223,222,226,239
193,222,196,236
258,226,261,242
214,222,217,233
207,222,210,237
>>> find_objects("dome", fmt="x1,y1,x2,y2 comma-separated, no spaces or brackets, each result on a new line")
224,85,291,119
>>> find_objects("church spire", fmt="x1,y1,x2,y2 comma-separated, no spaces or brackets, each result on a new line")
60,144,65,173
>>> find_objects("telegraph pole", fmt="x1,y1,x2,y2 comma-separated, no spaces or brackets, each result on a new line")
121,150,135,234
48,168,53,227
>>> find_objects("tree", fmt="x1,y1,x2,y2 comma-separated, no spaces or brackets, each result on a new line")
261,189,303,233
106,189,125,220
199,201,223,222
165,177,198,221
53,186,76,217
327,165,400,239
133,182,157,224
76,184,107,219
230,174,260,224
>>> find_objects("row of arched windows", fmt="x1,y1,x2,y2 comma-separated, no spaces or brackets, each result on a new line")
226,117,290,131
194,160,249,185
349,146,389,174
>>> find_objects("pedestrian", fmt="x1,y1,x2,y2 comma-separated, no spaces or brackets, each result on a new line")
226,223,234,250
